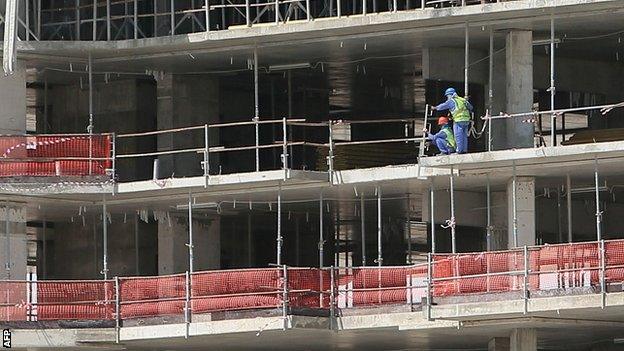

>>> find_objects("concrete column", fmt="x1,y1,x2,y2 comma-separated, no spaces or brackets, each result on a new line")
488,337,510,351
0,62,26,134
158,216,220,274
156,74,219,178
0,204,27,280
505,30,534,149
507,177,535,248
509,328,537,351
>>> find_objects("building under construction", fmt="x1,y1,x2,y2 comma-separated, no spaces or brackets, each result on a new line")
1,0,624,350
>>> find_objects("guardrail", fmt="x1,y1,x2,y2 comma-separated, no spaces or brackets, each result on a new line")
21,0,504,41
3,239,624,332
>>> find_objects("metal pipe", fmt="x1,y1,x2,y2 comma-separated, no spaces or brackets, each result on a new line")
25,0,29,41
5,203,10,279
134,214,139,275
275,0,279,24
204,124,210,180
134,0,138,39
170,0,175,35
550,17,556,147
430,183,435,254
360,192,366,266
488,27,493,152
92,0,97,41
106,0,110,40
600,239,606,308
337,0,341,17
247,213,253,266
406,194,411,264
188,192,194,273
76,0,81,39
328,122,335,182
486,174,492,251
43,75,48,133
376,186,382,266
88,53,94,132
282,117,288,180
102,196,108,280
512,161,518,247
253,49,260,172
567,174,572,243
594,157,602,241
281,264,288,330
426,252,432,320
464,22,469,96
184,270,190,338
277,183,282,265
114,276,120,343
523,245,528,314
557,184,562,243
450,166,456,254
42,218,47,279
306,0,310,20
295,216,300,266
205,0,210,31
245,0,250,26
319,192,324,268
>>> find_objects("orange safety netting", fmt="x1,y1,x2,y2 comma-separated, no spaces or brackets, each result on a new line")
0,135,112,177
191,268,281,313
37,281,115,320
336,266,428,307
0,281,28,321
119,274,186,319
288,268,330,309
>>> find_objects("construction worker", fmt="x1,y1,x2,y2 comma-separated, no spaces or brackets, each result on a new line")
423,116,456,155
431,87,473,154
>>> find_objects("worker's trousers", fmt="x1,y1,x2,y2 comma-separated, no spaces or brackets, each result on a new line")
435,138,455,155
454,121,470,154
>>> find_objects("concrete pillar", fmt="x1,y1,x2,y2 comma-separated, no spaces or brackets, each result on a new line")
156,74,219,178
0,204,27,280
158,216,220,274
505,30,534,149
488,337,510,351
508,177,535,248
0,62,26,134
509,328,537,351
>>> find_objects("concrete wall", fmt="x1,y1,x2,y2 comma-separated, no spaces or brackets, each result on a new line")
158,215,220,274
46,78,156,181
0,205,27,280
156,74,219,178
422,190,487,228
52,215,158,279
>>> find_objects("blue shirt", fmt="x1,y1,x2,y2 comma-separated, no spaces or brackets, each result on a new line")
435,96,474,113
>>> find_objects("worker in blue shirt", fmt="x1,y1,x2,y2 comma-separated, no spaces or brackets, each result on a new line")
431,87,473,154
423,116,456,155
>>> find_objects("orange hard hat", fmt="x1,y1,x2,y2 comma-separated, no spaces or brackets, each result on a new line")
437,116,450,125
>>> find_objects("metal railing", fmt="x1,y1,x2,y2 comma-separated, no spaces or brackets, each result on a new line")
2,238,624,331
6,0,507,41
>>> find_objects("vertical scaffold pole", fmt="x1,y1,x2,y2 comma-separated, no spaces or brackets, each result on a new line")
277,183,283,266
282,264,288,330
567,174,572,243
376,186,382,266
115,276,120,343
450,166,456,254
406,193,411,264
188,192,194,273
319,191,324,307
426,252,432,321
102,196,108,280
282,117,288,180
430,181,435,254
253,49,260,172
512,161,518,247
184,270,190,338
486,174,492,251
488,27,493,152
360,193,366,266
600,239,606,308
88,52,94,175
523,245,529,314
205,0,210,31
4,203,10,280
106,0,111,40
594,157,602,241
464,22,469,97
550,17,556,147
204,124,209,183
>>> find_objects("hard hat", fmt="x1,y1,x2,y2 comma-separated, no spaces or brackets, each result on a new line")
444,87,456,97
437,116,450,125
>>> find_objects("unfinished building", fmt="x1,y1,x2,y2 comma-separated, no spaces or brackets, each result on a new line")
1,0,624,350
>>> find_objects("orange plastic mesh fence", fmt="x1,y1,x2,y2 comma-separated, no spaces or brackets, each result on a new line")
37,281,115,320
0,282,28,321
605,240,624,284
119,274,186,319
288,268,330,309
432,249,526,297
529,242,600,291
0,135,112,177
191,268,281,314
335,265,428,307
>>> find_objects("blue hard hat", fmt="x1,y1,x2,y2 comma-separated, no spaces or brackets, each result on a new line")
444,87,456,97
